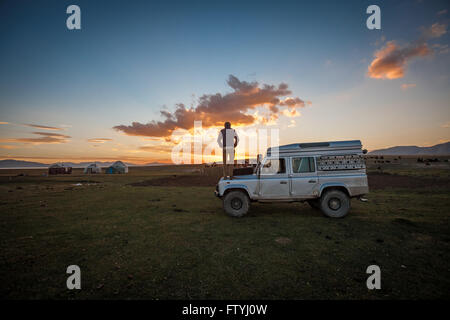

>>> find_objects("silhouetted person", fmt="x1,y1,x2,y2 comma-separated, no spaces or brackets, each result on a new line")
217,122,239,177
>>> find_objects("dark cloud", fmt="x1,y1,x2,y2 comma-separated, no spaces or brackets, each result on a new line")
32,132,70,138
114,75,309,138
422,22,447,38
24,124,63,131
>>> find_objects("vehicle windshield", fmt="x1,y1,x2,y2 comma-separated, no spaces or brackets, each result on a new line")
260,158,286,175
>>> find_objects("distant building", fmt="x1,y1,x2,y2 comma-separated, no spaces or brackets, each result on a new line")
84,163,101,174
48,163,72,175
105,161,128,174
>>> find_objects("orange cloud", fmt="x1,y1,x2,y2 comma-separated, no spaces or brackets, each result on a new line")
0,132,71,145
367,41,431,79
401,83,416,90
114,75,309,138
367,22,448,80
139,144,176,153
87,138,112,143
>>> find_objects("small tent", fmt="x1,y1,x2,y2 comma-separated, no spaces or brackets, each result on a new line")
84,163,101,174
105,161,128,174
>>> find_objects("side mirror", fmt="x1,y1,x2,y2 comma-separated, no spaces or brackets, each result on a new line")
256,154,263,178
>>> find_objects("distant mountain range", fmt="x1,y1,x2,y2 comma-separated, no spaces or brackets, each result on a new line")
370,142,450,155
0,160,50,168
145,162,167,166
2,142,448,168
0,160,166,168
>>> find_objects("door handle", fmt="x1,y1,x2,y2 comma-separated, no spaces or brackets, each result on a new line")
308,180,317,183
280,181,287,184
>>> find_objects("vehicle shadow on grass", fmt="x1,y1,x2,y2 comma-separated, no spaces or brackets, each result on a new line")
244,202,321,218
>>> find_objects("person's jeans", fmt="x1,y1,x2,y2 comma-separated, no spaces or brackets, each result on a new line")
222,148,235,176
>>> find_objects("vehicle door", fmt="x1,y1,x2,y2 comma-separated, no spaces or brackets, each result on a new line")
259,157,290,199
289,156,319,198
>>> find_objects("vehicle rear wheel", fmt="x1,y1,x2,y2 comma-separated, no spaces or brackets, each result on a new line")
319,190,350,218
223,190,250,217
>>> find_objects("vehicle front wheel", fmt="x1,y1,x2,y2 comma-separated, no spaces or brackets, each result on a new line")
223,190,250,217
319,190,350,218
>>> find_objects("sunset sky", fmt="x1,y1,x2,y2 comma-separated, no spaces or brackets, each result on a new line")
0,0,449,164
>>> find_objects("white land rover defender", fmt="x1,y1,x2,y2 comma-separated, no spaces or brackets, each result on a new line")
215,140,369,218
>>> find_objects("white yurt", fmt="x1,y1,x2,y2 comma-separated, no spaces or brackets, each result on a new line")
84,163,101,174
106,160,128,174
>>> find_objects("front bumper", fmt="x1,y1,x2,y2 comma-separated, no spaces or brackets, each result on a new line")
214,184,220,197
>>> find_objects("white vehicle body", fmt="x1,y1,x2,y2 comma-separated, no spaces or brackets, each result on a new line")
215,140,369,218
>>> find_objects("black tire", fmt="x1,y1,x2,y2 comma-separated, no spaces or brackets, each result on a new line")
223,190,250,217
307,199,320,209
319,190,350,218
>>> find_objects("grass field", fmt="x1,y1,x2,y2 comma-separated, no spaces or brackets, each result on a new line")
0,162,449,299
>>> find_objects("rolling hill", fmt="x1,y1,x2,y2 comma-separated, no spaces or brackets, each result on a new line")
370,142,450,155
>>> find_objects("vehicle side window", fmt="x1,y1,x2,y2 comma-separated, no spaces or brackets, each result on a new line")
292,157,315,173
261,158,286,175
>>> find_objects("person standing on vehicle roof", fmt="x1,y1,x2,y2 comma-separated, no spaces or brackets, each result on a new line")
217,122,239,177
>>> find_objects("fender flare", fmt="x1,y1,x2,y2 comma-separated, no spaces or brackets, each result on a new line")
319,183,351,197
222,184,252,199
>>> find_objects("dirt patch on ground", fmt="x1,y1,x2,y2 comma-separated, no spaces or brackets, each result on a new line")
368,172,450,190
275,237,292,245
130,172,449,189
129,174,220,187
